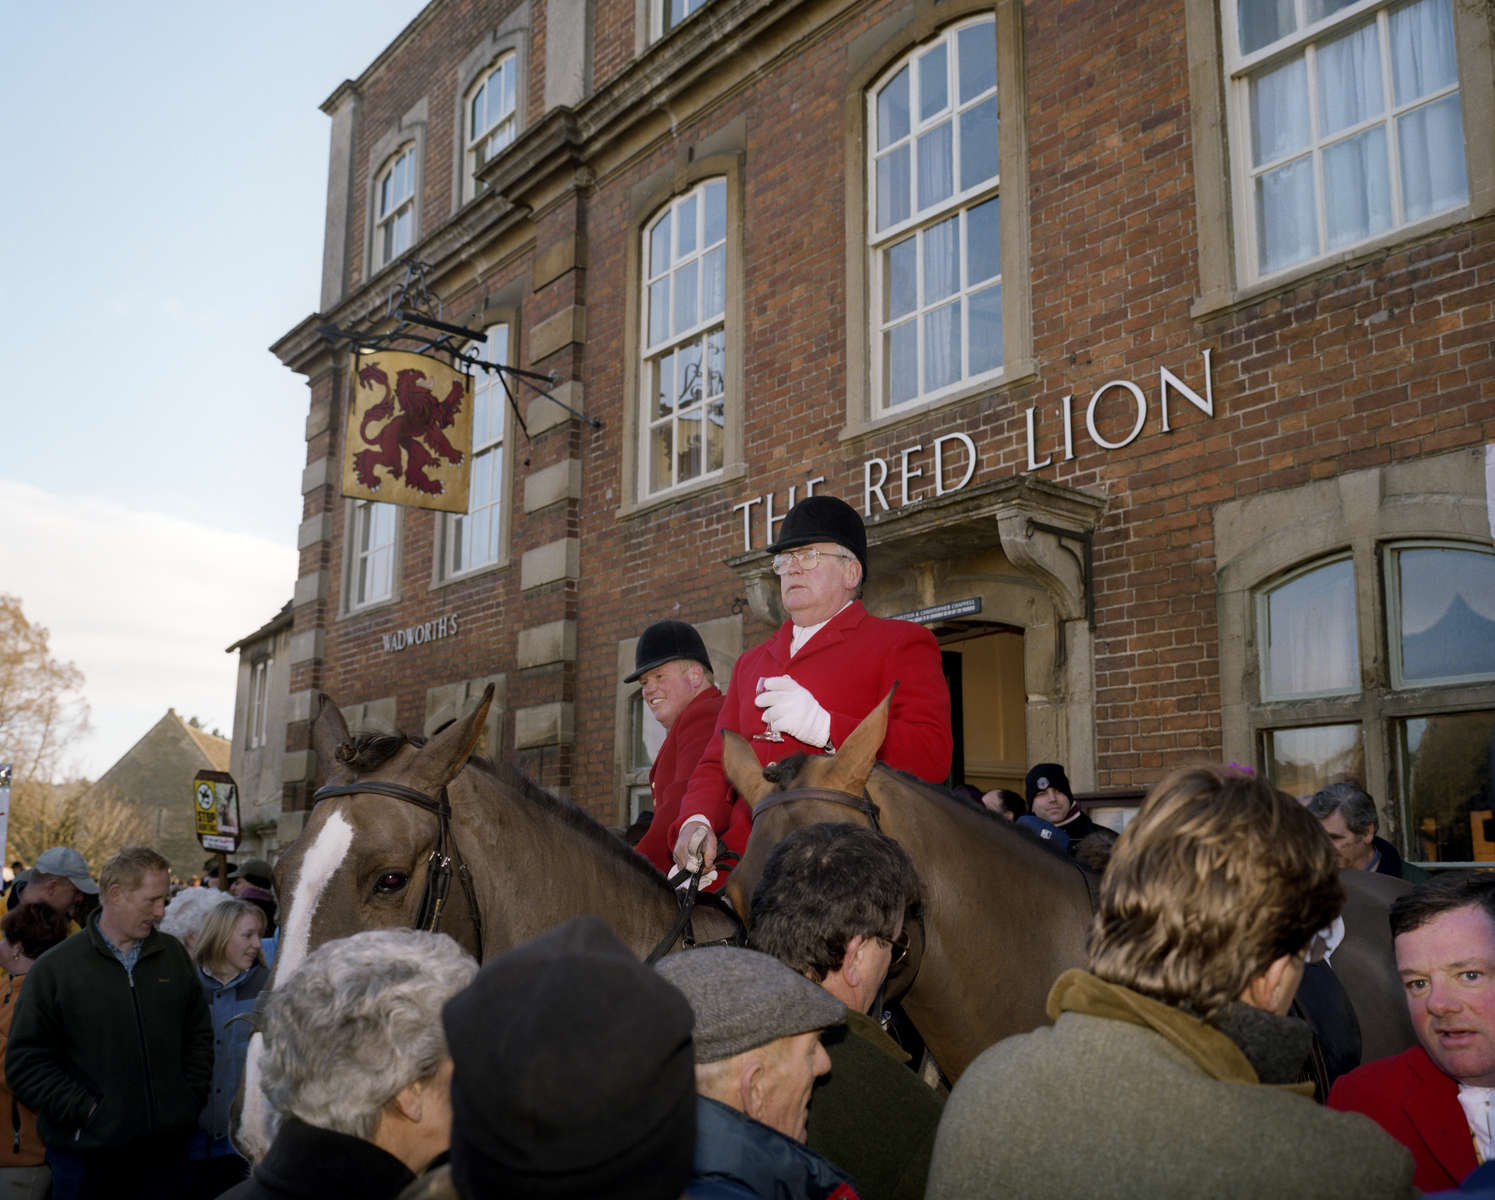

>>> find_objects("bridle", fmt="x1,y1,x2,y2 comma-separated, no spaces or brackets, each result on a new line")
313,779,485,962
751,785,883,831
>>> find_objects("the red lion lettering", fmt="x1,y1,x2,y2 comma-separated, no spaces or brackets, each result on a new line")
353,362,466,495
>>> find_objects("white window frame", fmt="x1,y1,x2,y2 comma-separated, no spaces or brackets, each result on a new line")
651,0,711,39
639,177,728,500
349,500,398,611
867,15,1003,415
441,325,510,580
1221,0,1469,285
373,145,417,271
463,54,517,203
250,658,272,749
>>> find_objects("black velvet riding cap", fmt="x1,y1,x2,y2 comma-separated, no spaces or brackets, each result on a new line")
624,619,713,684
766,495,868,579
442,916,696,1200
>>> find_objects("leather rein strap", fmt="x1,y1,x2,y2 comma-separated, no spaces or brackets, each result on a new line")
751,786,883,831
312,780,485,962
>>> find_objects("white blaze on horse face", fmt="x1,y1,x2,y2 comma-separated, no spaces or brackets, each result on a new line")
237,810,354,1161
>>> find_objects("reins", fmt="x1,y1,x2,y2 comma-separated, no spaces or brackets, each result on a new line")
644,849,744,965
313,780,486,962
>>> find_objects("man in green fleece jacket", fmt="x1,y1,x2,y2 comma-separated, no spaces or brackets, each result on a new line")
6,844,212,1200
749,821,942,1200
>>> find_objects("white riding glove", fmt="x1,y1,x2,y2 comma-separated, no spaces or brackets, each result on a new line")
754,675,832,748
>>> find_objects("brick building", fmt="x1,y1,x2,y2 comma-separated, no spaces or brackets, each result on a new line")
272,0,1495,866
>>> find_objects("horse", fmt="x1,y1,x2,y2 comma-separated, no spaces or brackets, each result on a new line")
721,690,1100,1084
237,685,740,1159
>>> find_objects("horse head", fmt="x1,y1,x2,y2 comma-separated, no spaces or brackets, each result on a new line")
722,688,893,917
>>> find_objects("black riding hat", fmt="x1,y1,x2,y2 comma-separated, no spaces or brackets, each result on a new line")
625,620,713,684
767,495,868,580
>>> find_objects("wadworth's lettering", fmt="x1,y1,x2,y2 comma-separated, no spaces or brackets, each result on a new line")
381,612,459,653
730,351,1216,552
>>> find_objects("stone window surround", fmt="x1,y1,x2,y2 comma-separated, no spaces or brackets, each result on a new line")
341,497,404,618
452,6,532,210
1183,0,1495,316
616,138,747,518
841,0,1035,444
364,99,429,282
1214,446,1495,850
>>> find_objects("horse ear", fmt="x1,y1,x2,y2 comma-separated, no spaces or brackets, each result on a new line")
820,684,895,795
723,730,774,807
312,694,356,786
410,684,494,794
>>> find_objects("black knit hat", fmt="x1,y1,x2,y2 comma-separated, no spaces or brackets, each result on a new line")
1025,762,1073,806
767,495,869,580
443,916,696,1199
624,620,713,684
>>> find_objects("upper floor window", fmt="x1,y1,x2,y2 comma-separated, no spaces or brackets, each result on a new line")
640,178,727,497
374,145,417,270
464,56,517,202
350,500,397,610
868,17,1001,412
1224,0,1468,281
653,0,711,38
249,658,272,749
442,325,509,578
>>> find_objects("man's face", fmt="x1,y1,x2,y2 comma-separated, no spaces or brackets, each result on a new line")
1396,904,1495,1087
1031,786,1070,824
756,1029,831,1142
105,869,169,947
1319,809,1375,870
778,542,860,628
32,877,80,917
639,660,702,731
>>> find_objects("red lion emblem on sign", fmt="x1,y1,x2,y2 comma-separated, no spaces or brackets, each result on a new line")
354,362,466,495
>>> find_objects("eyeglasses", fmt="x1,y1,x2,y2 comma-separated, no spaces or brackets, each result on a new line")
770,547,855,576
878,930,910,971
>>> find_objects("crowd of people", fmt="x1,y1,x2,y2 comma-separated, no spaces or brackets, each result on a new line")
0,492,1489,1198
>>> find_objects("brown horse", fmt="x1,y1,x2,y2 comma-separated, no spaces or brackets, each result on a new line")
722,691,1100,1083
238,686,739,1158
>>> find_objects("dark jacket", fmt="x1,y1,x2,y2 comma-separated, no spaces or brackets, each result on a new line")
198,960,270,1142
807,1010,943,1200
686,1095,861,1199
220,1116,415,1200
1372,835,1431,883
5,912,212,1153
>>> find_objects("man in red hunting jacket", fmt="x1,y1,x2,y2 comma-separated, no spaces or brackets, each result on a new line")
670,495,952,885
627,620,725,874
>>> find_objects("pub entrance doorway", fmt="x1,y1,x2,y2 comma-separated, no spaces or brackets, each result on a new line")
938,623,1026,795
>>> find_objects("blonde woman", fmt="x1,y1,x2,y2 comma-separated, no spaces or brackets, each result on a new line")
186,898,267,1198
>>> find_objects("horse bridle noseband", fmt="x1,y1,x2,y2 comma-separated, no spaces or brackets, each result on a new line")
313,780,485,962
751,785,883,831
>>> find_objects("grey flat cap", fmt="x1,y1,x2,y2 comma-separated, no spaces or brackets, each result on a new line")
656,947,845,1064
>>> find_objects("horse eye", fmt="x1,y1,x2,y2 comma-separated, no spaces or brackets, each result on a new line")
372,871,408,896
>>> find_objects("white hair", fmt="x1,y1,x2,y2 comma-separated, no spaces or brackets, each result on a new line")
160,886,234,950
259,929,477,1140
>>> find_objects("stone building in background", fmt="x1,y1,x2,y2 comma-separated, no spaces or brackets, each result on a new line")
225,601,294,862
271,0,1495,864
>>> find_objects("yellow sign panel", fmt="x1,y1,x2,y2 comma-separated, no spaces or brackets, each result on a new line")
342,350,473,513
193,772,240,852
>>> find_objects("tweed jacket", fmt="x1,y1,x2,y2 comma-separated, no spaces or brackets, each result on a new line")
1329,1044,1479,1191
673,602,952,865
636,686,725,873
927,971,1416,1199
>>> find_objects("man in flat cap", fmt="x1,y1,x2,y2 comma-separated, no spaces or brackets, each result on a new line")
657,946,860,1198
671,494,952,884
625,621,724,875
430,916,696,1200
21,846,98,929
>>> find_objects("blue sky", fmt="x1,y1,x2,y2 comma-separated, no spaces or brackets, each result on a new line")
4,1,422,777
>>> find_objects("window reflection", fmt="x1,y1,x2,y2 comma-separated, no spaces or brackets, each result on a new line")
1263,723,1364,798
1394,546,1495,684
1400,710,1495,863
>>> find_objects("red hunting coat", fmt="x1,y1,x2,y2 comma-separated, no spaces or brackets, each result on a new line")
1328,1045,1480,1191
635,686,724,874
672,602,953,877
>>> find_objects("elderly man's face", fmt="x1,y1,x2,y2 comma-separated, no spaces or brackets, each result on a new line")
1397,904,1495,1087
1319,809,1375,870
1031,787,1070,824
777,542,860,628
756,1030,831,1142
639,660,703,731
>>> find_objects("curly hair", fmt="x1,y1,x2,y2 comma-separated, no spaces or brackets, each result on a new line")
1087,765,1343,1022
258,929,476,1140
